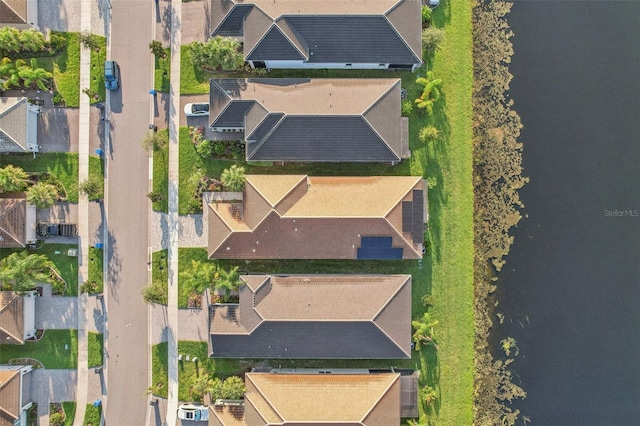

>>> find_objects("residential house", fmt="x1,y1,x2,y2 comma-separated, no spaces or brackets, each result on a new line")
210,78,410,163
0,365,33,426
210,0,422,70
209,274,411,359
0,195,37,249
207,175,426,260
0,291,36,344
239,369,417,425
0,0,38,29
0,98,41,153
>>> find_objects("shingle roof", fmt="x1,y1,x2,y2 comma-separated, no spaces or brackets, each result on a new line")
0,98,28,152
0,197,27,248
244,372,400,425
208,175,426,260
209,404,245,426
0,292,24,345
0,368,21,425
211,0,422,66
210,275,411,359
210,79,405,162
0,0,26,24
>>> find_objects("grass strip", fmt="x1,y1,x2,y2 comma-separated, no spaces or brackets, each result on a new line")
87,332,103,368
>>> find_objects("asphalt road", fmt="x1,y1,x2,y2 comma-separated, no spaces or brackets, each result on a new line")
104,1,153,424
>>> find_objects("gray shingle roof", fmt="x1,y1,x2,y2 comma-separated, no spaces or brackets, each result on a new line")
212,101,253,128
247,25,306,61
0,98,28,152
283,16,419,64
214,4,252,37
248,116,399,162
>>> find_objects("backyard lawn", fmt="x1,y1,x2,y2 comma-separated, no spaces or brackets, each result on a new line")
0,329,78,369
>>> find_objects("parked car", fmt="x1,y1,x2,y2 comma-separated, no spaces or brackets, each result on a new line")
104,60,120,91
177,404,208,422
184,103,209,116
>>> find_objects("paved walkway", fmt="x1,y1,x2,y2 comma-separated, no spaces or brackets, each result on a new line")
150,212,208,250
150,297,210,345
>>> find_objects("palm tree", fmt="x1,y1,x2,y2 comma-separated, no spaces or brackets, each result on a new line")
0,251,56,293
415,71,443,116
26,181,58,209
78,175,103,200
191,374,214,401
0,165,29,193
18,29,46,53
420,385,438,408
20,61,52,90
214,266,241,302
221,376,245,399
220,165,246,192
141,130,168,152
179,260,218,295
412,312,439,350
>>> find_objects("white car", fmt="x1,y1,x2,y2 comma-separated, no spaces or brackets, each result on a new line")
177,404,209,422
184,103,209,116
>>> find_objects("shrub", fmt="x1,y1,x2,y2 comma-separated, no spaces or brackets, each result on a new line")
220,165,246,192
142,283,167,305
48,33,67,53
426,176,438,189
26,181,58,209
401,99,413,117
214,142,226,157
422,27,446,51
49,412,65,426
147,191,165,203
149,40,167,58
79,31,100,50
189,36,244,71
419,126,440,143
196,140,214,158
422,6,432,27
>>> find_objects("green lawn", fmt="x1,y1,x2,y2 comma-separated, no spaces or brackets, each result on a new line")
88,35,107,103
1,152,80,203
154,48,171,93
87,246,103,294
87,332,103,368
88,155,105,200
151,341,245,401
152,130,169,212
1,244,80,296
83,404,101,426
180,45,214,95
0,329,78,369
62,401,76,426
35,32,81,107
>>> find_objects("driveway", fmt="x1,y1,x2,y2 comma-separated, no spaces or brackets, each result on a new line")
38,0,110,37
35,285,77,329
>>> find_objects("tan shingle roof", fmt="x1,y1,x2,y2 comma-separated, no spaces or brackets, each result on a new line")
209,404,245,426
244,373,400,425
0,292,24,345
208,175,425,260
243,0,398,19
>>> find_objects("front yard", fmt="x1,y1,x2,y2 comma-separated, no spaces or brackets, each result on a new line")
0,329,78,369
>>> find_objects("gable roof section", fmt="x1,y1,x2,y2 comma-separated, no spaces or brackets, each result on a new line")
246,25,306,61
211,0,422,65
210,275,411,359
0,0,26,24
0,292,24,345
0,368,21,425
0,197,26,248
208,175,425,260
244,372,400,425
0,97,28,152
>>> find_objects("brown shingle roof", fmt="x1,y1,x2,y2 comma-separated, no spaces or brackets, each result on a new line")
0,0,27,24
0,197,27,248
208,175,425,260
209,404,246,426
0,368,21,424
0,292,24,345
244,372,400,425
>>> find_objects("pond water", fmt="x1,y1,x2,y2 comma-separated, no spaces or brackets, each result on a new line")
497,2,640,424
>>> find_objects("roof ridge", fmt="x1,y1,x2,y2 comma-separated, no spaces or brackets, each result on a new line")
359,115,400,162
248,175,306,209
0,199,24,246
361,79,398,115
370,277,412,357
382,177,421,218
246,113,286,160
275,18,309,60
383,216,422,258
245,106,271,140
